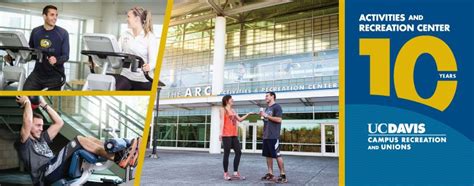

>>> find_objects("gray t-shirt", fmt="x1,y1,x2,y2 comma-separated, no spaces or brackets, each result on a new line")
17,132,54,184
263,103,283,139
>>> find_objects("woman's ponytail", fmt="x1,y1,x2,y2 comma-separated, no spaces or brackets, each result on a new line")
144,9,153,36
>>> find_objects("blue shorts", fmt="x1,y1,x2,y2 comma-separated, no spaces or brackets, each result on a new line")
43,137,82,184
262,139,281,158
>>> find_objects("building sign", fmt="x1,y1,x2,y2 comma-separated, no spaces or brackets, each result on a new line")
166,86,212,98
221,82,338,95
165,82,338,98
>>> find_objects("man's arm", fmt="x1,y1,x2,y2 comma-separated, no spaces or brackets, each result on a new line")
17,96,32,143
40,97,64,140
55,31,69,66
266,115,282,123
265,105,283,123
28,28,35,48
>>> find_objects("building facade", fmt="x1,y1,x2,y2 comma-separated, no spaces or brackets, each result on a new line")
154,0,339,157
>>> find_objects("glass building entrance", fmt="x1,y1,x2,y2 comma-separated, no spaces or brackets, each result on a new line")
155,102,339,157
239,120,338,156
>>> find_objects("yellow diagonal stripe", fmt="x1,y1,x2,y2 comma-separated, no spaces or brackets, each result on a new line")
134,0,173,185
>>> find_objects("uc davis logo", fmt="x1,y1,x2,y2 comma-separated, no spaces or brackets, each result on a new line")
40,39,52,48
360,36,457,111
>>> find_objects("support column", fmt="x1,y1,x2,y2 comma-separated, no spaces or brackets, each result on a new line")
209,16,226,154
100,2,118,35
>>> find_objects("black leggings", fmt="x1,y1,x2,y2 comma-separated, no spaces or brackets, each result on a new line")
222,136,242,172
23,71,63,90
113,74,152,90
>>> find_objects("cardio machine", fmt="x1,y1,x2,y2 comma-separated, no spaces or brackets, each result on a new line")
0,31,40,90
81,33,152,91
0,31,66,90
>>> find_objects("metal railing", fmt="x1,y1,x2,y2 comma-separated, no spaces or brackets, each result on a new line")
10,96,145,140
0,116,18,135
104,96,146,126
44,96,145,139
74,96,144,139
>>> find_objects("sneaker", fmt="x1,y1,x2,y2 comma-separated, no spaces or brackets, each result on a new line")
224,172,231,180
261,173,274,181
232,172,245,180
116,138,138,168
128,137,141,167
277,174,288,183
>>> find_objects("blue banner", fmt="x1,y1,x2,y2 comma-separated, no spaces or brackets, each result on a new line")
344,0,474,184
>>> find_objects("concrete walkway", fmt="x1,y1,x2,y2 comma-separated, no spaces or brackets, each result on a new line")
141,149,338,185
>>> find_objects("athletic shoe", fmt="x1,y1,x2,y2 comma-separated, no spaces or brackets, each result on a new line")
116,138,138,168
233,172,245,180
224,172,231,180
277,174,288,183
261,173,274,181
128,137,141,167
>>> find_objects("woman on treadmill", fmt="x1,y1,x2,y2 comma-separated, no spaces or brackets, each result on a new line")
116,6,158,90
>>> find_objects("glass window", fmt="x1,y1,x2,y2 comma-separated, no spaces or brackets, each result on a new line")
57,19,79,34
30,15,43,29
177,123,206,148
280,123,322,152
160,11,339,98
0,11,25,28
157,124,177,140
69,34,78,61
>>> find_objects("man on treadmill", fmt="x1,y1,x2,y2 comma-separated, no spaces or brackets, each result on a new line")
23,5,69,90
15,96,140,186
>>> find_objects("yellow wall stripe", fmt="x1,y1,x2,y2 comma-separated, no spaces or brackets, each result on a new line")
133,0,174,185
339,0,345,185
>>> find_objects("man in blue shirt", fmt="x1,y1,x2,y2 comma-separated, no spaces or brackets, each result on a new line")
259,92,287,183
23,5,69,90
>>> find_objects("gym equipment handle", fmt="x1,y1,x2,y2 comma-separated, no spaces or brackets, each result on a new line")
81,50,153,82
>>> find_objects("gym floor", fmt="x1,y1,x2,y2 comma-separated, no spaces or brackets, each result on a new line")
141,149,339,185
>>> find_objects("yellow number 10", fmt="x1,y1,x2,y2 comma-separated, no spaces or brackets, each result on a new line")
359,36,457,111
